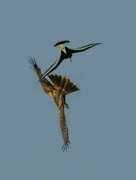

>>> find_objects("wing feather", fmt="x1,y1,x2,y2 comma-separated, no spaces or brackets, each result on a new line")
69,43,102,53
59,106,70,151
41,54,64,78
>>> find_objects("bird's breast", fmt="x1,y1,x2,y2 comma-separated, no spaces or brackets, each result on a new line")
61,50,72,59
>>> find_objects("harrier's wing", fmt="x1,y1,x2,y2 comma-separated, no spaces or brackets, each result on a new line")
28,57,54,87
68,43,102,54
28,57,55,97
59,105,70,151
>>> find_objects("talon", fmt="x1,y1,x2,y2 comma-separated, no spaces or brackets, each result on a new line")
64,103,69,109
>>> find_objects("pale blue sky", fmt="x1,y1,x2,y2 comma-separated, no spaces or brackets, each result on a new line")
0,0,136,179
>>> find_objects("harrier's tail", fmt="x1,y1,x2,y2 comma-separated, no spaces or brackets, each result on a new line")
48,74,80,95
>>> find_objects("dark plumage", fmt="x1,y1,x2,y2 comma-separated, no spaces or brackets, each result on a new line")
40,40,102,80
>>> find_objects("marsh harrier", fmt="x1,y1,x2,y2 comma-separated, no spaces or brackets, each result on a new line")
28,57,79,151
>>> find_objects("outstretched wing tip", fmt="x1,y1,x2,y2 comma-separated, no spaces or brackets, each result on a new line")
61,141,70,152
27,56,37,67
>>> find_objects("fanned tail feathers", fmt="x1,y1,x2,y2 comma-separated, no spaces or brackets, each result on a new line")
48,74,80,95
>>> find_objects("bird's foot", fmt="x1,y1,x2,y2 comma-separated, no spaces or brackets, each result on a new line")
64,103,69,109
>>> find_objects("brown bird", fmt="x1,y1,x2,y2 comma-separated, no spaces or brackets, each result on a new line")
28,57,80,151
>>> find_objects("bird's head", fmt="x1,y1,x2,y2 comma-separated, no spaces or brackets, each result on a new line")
54,40,70,47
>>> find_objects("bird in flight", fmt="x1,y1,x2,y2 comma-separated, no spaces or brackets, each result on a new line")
28,57,80,151
40,40,102,80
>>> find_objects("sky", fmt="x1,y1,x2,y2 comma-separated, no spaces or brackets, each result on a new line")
0,0,136,179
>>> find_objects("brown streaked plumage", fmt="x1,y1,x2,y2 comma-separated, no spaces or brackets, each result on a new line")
28,57,80,151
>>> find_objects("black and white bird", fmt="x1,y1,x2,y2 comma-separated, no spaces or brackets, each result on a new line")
40,40,102,80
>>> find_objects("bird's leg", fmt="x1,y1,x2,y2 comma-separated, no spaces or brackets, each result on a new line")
64,102,69,109
63,95,69,109
70,57,72,63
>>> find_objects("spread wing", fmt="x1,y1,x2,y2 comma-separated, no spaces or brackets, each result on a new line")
59,106,70,151
68,43,102,54
27,57,53,85
28,57,55,97
40,54,64,80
